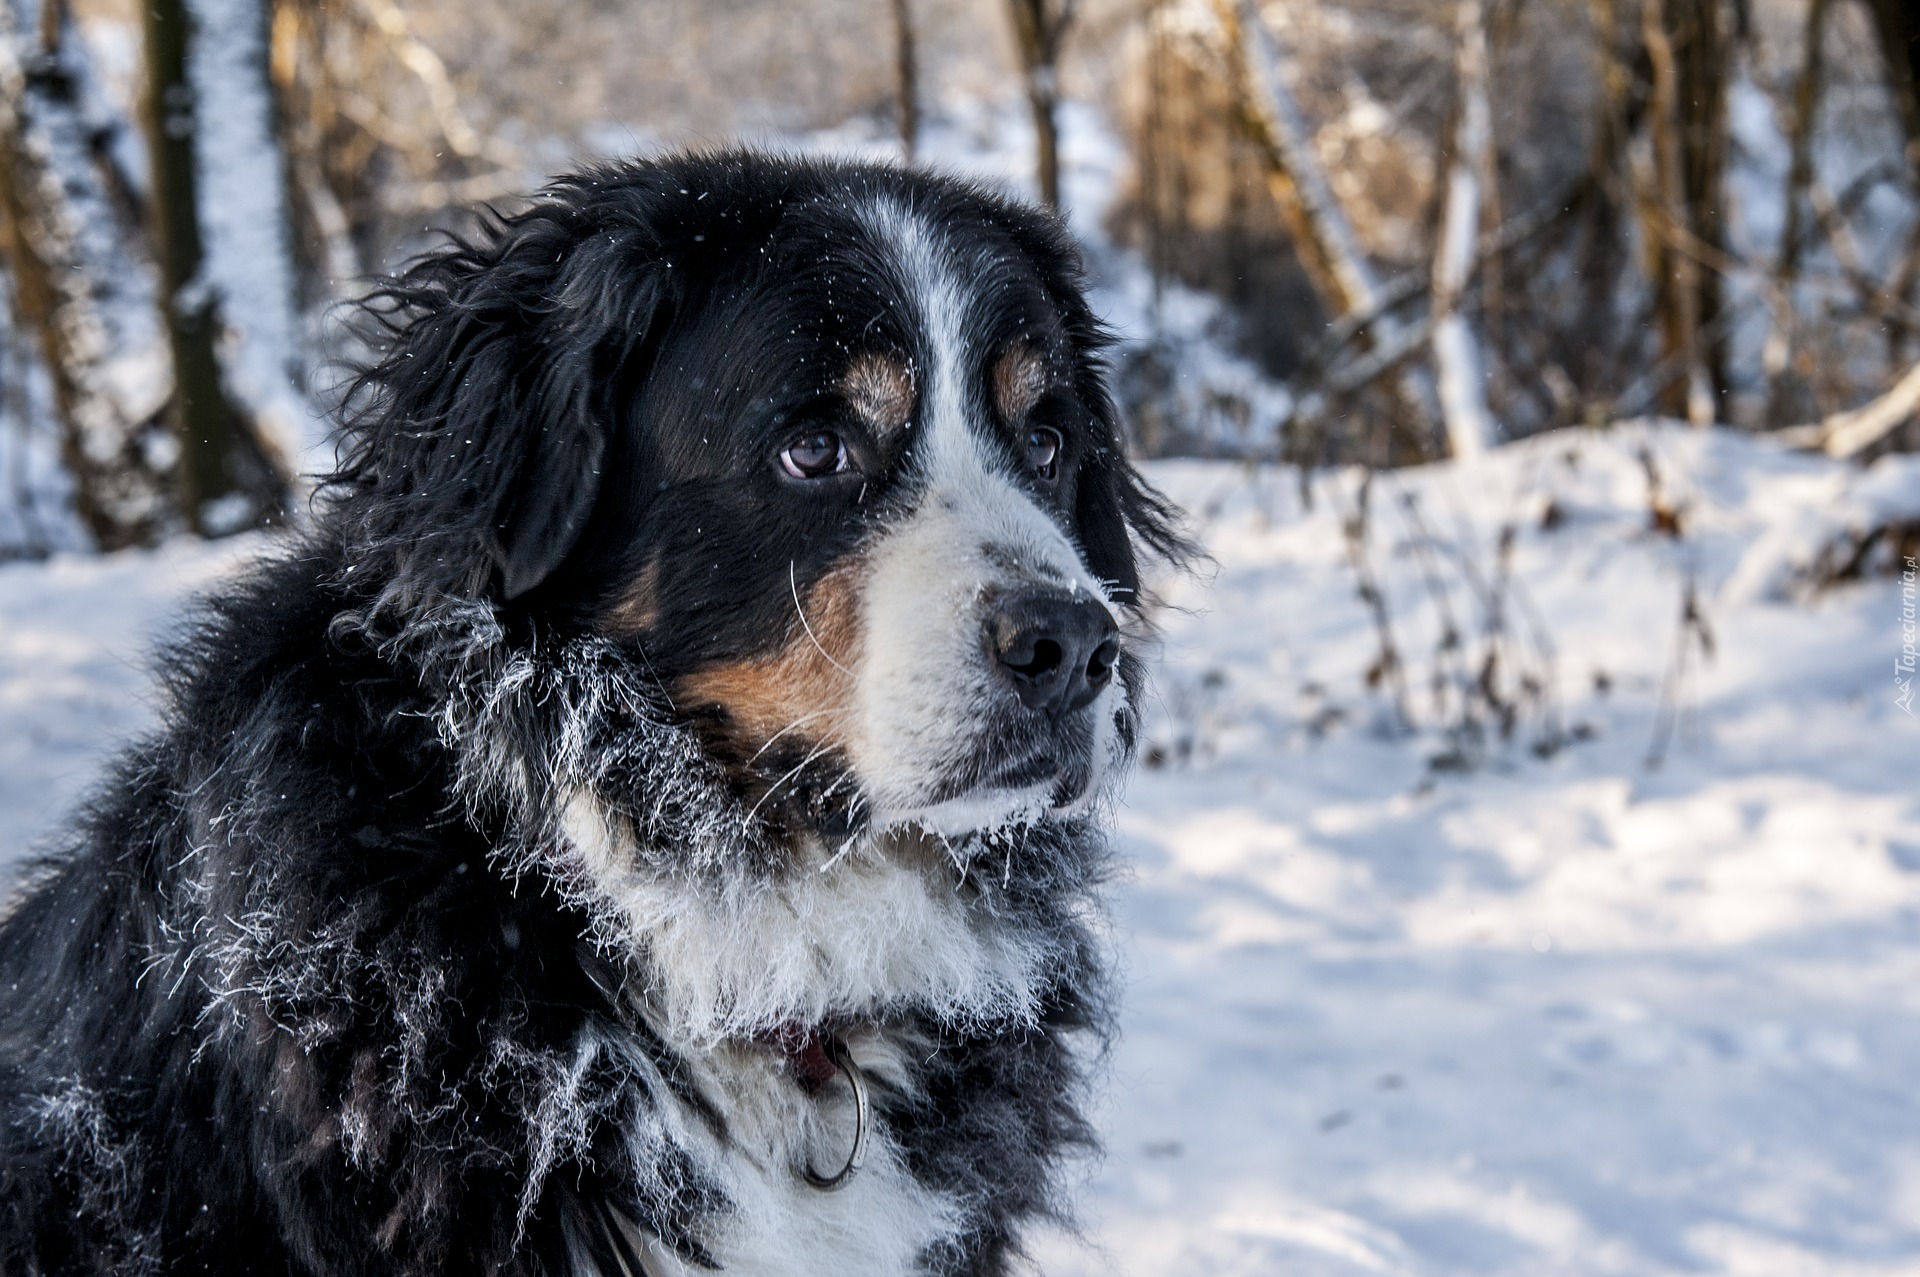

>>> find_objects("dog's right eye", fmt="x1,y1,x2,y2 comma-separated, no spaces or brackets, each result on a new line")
779,431,848,480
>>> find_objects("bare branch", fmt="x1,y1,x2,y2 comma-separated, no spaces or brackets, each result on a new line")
355,0,519,170
1778,363,1920,458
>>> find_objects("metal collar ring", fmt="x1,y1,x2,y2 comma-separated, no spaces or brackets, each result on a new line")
800,1036,870,1191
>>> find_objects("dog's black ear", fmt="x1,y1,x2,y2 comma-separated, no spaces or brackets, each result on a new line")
337,191,674,607
993,201,1198,608
1075,444,1141,603
1075,412,1197,608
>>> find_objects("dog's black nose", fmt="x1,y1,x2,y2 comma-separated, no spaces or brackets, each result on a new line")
987,591,1120,717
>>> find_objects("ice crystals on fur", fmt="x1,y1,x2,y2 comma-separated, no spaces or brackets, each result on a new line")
410,596,1113,1049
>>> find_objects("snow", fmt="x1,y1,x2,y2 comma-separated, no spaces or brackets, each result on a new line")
0,427,1914,1275
0,534,251,849
1027,425,1920,1277
3,61,1919,1276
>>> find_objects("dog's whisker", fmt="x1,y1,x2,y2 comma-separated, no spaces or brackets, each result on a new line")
743,737,837,827
746,707,839,766
819,835,861,873
791,560,855,680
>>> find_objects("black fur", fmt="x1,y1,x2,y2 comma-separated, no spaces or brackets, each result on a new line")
0,152,1189,1275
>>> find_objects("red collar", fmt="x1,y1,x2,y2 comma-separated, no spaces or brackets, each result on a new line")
764,1021,840,1093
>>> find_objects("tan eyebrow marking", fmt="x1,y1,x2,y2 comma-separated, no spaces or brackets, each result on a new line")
992,343,1050,424
839,352,915,437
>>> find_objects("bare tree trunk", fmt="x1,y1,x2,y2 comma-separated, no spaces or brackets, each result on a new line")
1432,0,1498,460
891,0,918,162
1139,0,1169,303
1006,0,1073,209
143,0,289,531
1860,0,1920,177
1672,0,1730,407
1581,0,1637,409
1641,0,1714,424
1765,0,1829,423
0,0,176,548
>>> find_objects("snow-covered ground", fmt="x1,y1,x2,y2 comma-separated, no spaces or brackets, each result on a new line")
1034,425,1920,1277
0,426,1914,1275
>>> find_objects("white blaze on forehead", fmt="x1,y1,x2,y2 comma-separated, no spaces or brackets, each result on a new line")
848,198,1125,827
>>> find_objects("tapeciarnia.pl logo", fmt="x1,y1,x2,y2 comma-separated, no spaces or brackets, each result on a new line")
1899,555,1917,716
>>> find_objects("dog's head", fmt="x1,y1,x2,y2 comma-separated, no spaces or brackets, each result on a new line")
337,152,1187,847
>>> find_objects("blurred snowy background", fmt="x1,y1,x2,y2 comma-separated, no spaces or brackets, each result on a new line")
2,0,1919,1272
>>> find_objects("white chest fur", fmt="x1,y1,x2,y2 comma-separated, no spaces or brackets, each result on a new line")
571,1032,957,1277
557,794,1053,1046
650,1037,952,1276
553,797,1010,1274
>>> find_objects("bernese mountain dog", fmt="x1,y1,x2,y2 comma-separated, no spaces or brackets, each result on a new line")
0,151,1189,1275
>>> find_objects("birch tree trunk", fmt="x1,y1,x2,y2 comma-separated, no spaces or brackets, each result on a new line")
1218,0,1437,457
0,0,176,548
186,0,311,479
1431,0,1498,460
1216,0,1379,317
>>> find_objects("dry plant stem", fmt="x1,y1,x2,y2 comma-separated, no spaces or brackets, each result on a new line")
1395,489,1471,736
1646,573,1713,769
1433,512,1564,755
1339,471,1413,731
1504,568,1566,750
1454,463,1563,723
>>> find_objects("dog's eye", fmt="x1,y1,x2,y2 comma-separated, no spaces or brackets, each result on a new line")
1024,426,1062,481
780,431,848,480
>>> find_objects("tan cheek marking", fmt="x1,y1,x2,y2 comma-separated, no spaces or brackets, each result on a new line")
673,564,865,752
841,352,915,438
993,344,1049,425
602,559,663,637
